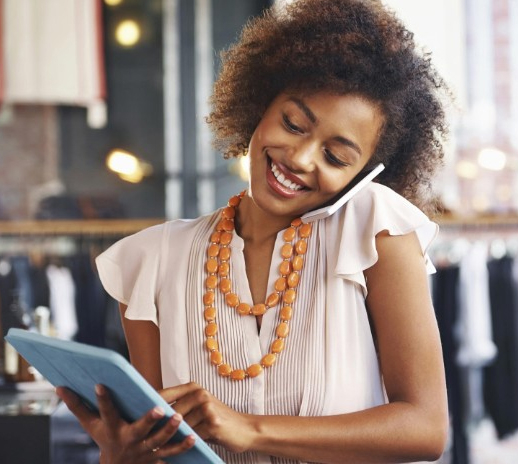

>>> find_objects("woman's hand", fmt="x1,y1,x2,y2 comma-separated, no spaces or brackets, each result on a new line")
160,382,256,454
56,384,196,464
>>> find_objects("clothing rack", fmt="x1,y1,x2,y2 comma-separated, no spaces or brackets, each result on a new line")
436,213,518,229
0,219,165,237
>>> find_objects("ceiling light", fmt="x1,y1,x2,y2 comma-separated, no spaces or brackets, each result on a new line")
106,149,153,183
115,20,141,47
477,147,507,171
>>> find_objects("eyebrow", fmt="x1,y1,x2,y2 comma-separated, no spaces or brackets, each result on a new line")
288,96,363,157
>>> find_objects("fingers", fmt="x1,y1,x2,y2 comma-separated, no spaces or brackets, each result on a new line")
152,434,196,460
144,412,183,450
95,384,123,429
169,388,213,427
159,382,203,405
141,413,196,461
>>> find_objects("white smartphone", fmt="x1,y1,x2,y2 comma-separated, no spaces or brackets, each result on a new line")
301,163,385,222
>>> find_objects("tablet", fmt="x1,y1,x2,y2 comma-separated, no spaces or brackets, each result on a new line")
5,328,225,464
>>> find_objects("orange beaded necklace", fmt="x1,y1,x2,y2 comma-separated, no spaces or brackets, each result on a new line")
203,191,313,380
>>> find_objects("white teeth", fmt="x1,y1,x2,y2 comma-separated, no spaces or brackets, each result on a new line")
271,162,303,191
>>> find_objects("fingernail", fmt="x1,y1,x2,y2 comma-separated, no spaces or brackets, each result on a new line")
187,435,196,445
152,407,165,419
95,385,104,396
173,413,182,423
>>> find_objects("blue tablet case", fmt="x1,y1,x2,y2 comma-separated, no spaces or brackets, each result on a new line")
5,328,225,464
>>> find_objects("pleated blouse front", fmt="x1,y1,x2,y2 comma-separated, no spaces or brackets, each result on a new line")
96,183,438,464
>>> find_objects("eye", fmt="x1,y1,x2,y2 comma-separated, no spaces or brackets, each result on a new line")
282,114,303,134
324,148,350,168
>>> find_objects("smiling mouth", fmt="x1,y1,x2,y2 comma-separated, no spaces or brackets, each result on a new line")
270,160,305,191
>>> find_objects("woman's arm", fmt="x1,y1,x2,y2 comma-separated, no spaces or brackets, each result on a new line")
162,231,449,463
118,303,163,390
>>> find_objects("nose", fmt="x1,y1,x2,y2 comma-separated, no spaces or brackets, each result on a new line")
284,139,319,173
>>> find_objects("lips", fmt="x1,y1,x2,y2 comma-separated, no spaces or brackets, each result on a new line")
266,156,308,198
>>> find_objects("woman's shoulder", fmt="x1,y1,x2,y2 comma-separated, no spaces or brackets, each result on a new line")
121,212,217,247
327,182,438,284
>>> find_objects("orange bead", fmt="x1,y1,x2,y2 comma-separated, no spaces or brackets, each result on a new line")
230,369,246,381
295,239,307,255
219,278,232,293
221,206,236,219
208,244,219,257
281,244,293,259
219,247,231,261
280,306,293,321
218,364,232,377
291,218,302,227
246,364,263,378
261,353,277,367
210,350,223,365
205,322,218,337
203,291,214,306
283,289,296,304
275,277,287,292
266,292,280,307
271,339,285,353
220,231,233,245
276,322,289,338
283,227,296,242
225,293,239,307
206,338,218,351
210,231,221,243
204,307,216,321
252,304,266,316
292,255,304,271
299,223,312,238
218,262,230,277
287,272,299,288
205,275,218,289
279,260,292,276
237,303,251,315
206,258,218,273
220,219,234,231
228,195,241,207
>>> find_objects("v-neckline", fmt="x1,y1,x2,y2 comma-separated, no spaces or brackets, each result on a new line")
230,228,285,353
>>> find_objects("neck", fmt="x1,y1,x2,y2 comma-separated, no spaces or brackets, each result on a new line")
235,193,296,244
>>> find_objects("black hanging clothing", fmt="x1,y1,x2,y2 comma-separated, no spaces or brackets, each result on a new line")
70,253,107,347
484,256,518,438
433,265,470,464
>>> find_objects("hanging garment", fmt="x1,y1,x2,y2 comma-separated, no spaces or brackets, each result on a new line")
484,256,518,438
46,263,78,340
0,0,107,127
70,253,107,347
433,265,470,464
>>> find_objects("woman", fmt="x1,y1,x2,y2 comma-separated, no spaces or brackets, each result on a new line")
58,0,449,462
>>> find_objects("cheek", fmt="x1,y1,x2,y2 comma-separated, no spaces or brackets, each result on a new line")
318,170,352,195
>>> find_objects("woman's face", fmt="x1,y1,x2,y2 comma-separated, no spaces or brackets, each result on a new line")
247,91,385,219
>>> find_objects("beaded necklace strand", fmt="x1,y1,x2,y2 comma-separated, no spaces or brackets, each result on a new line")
202,191,313,380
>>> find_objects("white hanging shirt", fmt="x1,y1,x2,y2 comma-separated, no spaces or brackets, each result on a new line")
96,182,438,464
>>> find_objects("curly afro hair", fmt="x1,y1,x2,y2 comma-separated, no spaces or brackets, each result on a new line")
207,0,449,211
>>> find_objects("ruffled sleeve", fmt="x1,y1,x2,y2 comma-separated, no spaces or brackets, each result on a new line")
95,223,165,325
330,183,438,294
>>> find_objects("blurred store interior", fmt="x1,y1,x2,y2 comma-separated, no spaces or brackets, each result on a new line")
0,0,518,463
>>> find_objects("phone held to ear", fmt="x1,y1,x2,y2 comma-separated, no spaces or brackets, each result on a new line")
301,163,385,223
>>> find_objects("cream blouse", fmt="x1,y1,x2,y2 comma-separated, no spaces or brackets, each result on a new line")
96,183,438,464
